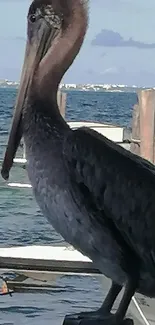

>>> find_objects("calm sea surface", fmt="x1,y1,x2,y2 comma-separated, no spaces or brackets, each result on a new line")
0,89,137,325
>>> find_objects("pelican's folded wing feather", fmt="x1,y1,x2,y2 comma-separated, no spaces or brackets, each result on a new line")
63,127,155,274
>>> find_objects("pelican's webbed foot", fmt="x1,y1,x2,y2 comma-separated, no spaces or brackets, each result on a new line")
63,280,136,325
63,311,134,325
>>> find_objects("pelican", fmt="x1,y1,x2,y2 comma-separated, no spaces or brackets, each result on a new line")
2,0,155,324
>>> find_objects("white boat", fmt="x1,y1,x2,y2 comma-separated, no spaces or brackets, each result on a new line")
1,121,130,189
0,244,153,325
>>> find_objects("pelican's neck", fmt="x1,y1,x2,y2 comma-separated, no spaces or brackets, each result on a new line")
23,1,87,149
36,2,88,95
23,93,69,149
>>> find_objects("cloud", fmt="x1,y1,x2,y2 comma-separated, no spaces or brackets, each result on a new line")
92,29,155,49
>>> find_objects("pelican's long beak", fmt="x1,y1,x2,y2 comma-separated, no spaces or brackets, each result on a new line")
1,20,58,180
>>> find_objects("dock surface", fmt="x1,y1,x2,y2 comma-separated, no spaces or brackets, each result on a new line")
0,245,154,325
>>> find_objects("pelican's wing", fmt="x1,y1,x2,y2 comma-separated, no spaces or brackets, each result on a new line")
63,127,155,274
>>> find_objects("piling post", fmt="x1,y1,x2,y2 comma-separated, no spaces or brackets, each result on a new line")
138,89,155,163
57,91,67,118
130,103,140,156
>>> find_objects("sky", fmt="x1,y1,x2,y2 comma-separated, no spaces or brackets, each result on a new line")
0,0,155,86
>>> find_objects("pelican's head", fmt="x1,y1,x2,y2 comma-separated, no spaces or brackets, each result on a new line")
1,0,88,180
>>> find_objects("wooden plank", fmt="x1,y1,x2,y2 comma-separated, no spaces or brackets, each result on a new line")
61,92,67,118
57,90,61,109
0,256,100,274
0,246,100,274
138,90,155,162
57,91,67,118
0,246,90,261
130,104,140,155
9,269,59,282
8,183,32,188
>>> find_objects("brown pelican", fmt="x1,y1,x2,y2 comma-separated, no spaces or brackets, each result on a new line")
1,0,155,324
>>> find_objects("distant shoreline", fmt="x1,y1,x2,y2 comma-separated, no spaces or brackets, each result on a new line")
0,85,148,93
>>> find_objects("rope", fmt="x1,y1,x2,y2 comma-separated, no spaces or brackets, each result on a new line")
132,296,150,325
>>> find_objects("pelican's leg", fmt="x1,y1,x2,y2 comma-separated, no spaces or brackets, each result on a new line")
113,279,136,324
64,279,136,325
98,281,122,314
79,281,122,318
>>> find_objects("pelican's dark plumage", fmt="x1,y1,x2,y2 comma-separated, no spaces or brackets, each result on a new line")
2,0,155,324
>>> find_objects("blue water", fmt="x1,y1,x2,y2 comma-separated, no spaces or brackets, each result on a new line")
0,88,137,324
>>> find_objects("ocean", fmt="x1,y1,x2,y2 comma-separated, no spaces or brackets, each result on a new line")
0,88,137,325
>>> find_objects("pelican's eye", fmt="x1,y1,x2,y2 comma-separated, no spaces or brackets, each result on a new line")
29,14,37,23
